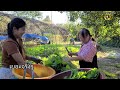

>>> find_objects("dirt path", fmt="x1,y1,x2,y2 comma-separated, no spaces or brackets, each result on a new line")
97,47,120,79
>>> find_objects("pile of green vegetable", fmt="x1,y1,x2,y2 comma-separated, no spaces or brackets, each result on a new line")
65,68,100,79
43,53,77,73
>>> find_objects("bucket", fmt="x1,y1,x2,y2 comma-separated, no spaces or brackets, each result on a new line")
12,64,56,79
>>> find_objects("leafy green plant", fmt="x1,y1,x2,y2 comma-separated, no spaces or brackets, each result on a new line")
43,53,77,73
65,68,100,79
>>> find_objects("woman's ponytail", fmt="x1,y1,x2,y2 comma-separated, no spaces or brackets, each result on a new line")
90,35,95,41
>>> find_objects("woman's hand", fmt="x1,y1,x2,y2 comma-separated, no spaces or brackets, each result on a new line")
68,52,73,57
31,57,43,64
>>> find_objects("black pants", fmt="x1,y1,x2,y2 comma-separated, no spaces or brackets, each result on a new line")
79,55,98,68
79,55,100,79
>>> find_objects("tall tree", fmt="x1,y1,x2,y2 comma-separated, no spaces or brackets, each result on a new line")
13,11,43,20
66,11,120,39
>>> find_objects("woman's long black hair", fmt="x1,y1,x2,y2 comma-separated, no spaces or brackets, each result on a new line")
7,17,26,54
78,28,95,41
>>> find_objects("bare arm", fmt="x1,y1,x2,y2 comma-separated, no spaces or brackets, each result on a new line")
25,55,39,60
71,52,78,56
65,55,84,62
25,55,42,64
68,52,78,57
11,53,38,78
25,55,33,60
12,53,25,65
69,56,83,61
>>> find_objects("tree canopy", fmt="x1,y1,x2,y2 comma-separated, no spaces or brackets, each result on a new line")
60,11,120,47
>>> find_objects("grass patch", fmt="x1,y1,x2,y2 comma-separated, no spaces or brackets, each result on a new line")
101,70,118,79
